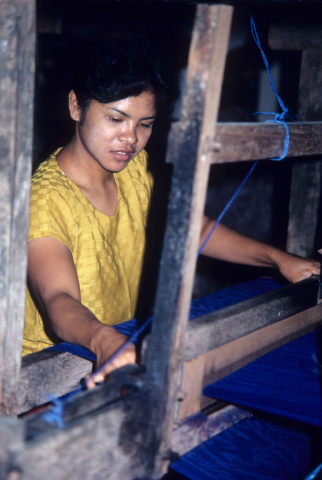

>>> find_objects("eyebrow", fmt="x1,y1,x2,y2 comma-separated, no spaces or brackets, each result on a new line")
107,107,156,120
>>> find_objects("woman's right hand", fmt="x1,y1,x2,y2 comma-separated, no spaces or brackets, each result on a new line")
28,236,136,389
86,324,136,389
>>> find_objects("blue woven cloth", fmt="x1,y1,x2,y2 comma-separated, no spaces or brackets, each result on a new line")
203,331,322,426
169,416,313,480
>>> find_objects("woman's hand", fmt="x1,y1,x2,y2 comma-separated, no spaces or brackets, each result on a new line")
28,237,136,389
272,250,321,284
200,216,321,284
86,324,136,389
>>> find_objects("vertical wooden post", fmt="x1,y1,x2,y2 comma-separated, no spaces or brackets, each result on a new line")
287,50,322,256
0,0,36,415
137,5,233,477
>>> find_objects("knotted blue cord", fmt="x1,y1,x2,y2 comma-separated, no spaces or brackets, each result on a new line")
198,13,293,256
250,12,295,162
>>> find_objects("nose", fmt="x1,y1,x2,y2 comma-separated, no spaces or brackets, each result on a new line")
118,126,138,146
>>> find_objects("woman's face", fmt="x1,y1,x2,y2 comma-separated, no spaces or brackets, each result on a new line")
69,90,156,174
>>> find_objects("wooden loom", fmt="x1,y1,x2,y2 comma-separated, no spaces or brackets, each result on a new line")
0,1,322,479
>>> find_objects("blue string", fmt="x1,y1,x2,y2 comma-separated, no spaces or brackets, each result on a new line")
198,13,293,256
198,161,257,256
302,463,322,480
40,315,153,428
250,12,295,162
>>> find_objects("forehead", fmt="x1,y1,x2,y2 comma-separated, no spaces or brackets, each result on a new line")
96,91,157,118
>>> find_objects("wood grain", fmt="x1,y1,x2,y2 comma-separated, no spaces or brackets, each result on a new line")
0,0,36,415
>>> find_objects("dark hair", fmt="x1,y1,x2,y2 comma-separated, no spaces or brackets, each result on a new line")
69,38,179,123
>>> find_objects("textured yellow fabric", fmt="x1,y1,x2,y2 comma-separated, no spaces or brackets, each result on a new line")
23,148,153,355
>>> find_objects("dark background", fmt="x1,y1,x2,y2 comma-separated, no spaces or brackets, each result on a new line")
34,1,319,314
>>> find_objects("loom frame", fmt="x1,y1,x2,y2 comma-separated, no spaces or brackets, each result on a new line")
0,2,322,479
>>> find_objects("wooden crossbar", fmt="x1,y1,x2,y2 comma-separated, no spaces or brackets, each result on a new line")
168,121,322,163
177,303,322,421
183,276,319,361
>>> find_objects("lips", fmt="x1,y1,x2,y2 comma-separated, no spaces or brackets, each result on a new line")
110,150,134,162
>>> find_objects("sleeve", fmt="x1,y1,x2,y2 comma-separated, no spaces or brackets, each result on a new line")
29,184,76,251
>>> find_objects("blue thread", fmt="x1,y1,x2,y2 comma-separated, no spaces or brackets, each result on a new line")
198,161,257,256
199,14,293,256
302,463,322,480
41,395,65,428
40,315,153,428
84,315,153,386
250,12,294,162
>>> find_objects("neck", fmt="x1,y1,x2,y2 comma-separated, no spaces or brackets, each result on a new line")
56,136,114,191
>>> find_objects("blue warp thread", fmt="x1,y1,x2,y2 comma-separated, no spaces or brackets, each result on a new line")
41,316,153,428
198,13,293,256
41,14,293,428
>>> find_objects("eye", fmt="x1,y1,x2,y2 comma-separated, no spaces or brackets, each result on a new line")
108,117,122,123
141,122,154,129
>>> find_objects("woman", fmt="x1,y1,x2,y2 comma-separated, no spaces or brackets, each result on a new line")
23,39,320,386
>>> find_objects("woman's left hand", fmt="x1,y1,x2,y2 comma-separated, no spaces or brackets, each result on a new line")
274,250,320,283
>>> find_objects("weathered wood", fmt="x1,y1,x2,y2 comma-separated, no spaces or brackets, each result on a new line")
167,122,322,164
177,303,322,419
213,121,322,163
269,24,322,51
25,364,144,434
18,350,93,414
140,5,233,477
183,277,319,361
171,403,251,457
286,49,322,256
0,416,25,479
4,395,147,480
0,0,36,415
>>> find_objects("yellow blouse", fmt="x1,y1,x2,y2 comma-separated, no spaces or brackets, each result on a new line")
23,149,153,355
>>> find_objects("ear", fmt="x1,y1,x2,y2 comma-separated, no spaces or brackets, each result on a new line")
68,90,81,121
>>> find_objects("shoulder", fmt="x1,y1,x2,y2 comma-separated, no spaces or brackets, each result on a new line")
30,151,76,228
31,151,74,207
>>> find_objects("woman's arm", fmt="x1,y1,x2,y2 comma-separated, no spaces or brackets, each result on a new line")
199,216,320,283
27,236,135,387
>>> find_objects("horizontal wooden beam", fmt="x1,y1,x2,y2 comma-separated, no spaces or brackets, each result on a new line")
18,350,93,414
269,24,322,51
178,303,322,420
182,277,319,361
167,122,322,164
171,403,251,456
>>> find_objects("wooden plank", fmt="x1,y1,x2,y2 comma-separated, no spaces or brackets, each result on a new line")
0,416,24,479
171,403,251,457
269,24,322,51
286,48,322,256
182,277,319,361
177,303,322,420
140,5,233,478
0,0,36,415
213,122,322,163
24,364,144,431
167,122,322,164
18,350,93,414
1,396,145,480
